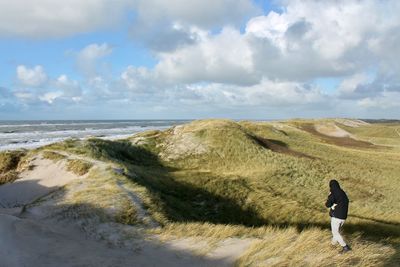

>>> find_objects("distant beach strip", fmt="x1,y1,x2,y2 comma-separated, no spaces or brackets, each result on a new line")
0,120,189,151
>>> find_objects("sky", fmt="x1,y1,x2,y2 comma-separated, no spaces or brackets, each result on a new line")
0,0,399,120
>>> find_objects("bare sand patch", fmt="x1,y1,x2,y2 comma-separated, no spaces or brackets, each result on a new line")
315,122,352,138
0,156,81,208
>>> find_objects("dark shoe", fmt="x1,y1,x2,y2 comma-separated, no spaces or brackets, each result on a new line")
340,245,351,254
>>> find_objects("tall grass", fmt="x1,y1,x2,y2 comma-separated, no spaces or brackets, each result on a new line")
0,150,26,185
37,119,400,266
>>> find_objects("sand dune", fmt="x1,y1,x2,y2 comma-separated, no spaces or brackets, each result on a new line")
0,156,79,208
0,152,252,267
0,213,240,267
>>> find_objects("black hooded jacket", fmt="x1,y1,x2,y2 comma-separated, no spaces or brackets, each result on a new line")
325,180,349,220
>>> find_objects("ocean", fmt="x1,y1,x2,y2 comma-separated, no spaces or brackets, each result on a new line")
0,120,189,151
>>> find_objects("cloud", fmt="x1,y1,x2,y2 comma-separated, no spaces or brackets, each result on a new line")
179,79,326,107
54,75,82,99
39,91,63,104
14,91,37,103
0,0,257,42
13,70,82,105
155,27,257,85
132,22,199,52
16,65,48,87
0,0,132,38
358,91,400,109
0,87,12,98
130,0,259,51
148,0,400,90
337,73,370,98
121,66,155,92
133,0,258,28
76,43,113,77
4,0,400,118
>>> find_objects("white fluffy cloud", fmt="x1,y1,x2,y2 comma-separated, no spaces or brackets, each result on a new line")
121,66,155,92
181,79,325,107
155,27,257,85
17,65,48,87
76,43,113,77
133,0,257,28
148,0,400,92
130,0,259,51
0,0,132,38
358,91,400,109
14,71,82,105
39,91,63,104
0,0,256,40
117,0,400,114
54,75,82,100
5,0,400,118
338,73,370,97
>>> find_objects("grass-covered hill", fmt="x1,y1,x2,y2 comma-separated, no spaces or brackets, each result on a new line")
1,118,399,266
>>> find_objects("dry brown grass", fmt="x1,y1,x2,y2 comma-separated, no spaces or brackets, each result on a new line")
0,170,19,185
236,228,395,267
42,151,66,162
27,119,399,266
66,159,93,176
0,150,26,185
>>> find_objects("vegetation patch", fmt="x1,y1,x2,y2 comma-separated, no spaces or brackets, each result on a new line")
248,134,317,159
115,198,138,225
42,151,66,162
299,123,378,148
66,159,93,176
0,170,19,185
26,119,400,266
0,150,26,185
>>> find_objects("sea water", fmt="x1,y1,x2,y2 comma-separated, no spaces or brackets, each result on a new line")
0,120,188,151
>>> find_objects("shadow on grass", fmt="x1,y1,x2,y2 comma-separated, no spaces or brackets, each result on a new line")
248,134,317,159
0,183,231,266
76,138,400,266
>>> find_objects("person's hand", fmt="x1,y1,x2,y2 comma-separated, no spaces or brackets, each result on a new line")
331,203,337,210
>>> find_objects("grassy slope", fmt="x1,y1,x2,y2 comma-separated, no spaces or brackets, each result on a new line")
0,150,27,185
30,119,400,266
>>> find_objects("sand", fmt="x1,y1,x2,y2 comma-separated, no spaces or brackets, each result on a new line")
0,156,79,208
314,122,352,138
0,153,254,267
0,213,246,267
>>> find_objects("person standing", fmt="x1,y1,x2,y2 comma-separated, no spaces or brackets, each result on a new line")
325,179,351,253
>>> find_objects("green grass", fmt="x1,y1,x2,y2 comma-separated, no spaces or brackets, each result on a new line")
33,119,400,266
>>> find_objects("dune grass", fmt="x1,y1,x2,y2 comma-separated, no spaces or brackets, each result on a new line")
0,150,26,185
66,159,93,176
35,119,400,266
42,150,67,162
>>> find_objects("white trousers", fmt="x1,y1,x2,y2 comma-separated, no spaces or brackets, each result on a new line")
331,217,346,247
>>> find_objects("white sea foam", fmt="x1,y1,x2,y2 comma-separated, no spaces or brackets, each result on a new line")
0,121,181,151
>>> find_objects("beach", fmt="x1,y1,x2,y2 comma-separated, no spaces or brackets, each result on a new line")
0,120,188,151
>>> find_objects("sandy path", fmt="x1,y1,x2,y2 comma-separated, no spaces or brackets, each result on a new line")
0,152,254,267
0,214,232,267
0,156,79,208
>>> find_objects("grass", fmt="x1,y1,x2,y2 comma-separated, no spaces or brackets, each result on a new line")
30,118,400,266
236,228,395,267
66,159,93,176
42,150,66,162
0,150,26,185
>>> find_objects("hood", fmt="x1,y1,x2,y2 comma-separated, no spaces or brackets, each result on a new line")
329,179,341,191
